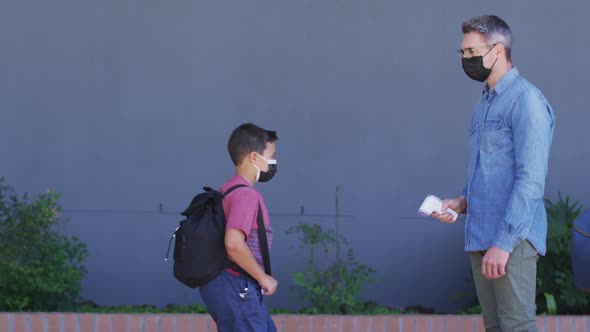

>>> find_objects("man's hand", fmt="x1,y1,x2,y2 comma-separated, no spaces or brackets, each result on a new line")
482,246,510,279
258,274,278,296
431,196,467,223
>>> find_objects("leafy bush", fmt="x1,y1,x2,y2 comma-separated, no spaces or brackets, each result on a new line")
459,303,482,315
0,178,88,311
537,193,590,314
286,222,376,314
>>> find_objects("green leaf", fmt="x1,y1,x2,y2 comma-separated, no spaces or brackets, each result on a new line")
544,293,557,315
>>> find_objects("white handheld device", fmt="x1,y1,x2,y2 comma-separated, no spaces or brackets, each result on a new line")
418,195,458,221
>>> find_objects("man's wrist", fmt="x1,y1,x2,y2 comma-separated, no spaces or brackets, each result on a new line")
492,231,517,254
458,196,467,214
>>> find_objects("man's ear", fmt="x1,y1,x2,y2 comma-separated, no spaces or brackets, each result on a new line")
496,43,506,58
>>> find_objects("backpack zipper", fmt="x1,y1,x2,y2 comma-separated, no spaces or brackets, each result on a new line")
164,226,180,262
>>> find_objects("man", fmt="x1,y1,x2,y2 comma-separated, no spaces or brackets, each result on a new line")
432,15,555,331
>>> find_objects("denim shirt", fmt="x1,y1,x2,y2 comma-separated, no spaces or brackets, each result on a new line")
461,67,555,255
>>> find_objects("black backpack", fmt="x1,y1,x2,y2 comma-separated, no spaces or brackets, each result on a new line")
165,185,271,288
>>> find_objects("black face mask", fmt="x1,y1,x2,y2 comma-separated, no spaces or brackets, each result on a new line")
258,164,277,183
461,45,498,82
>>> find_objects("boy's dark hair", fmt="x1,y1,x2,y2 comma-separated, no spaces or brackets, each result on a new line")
227,123,278,166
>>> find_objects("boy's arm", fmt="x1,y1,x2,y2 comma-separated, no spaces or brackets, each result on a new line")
225,229,277,295
225,229,266,281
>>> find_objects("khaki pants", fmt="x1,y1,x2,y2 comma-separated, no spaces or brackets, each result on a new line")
470,241,539,332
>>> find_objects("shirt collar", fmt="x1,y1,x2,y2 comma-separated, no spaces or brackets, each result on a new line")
482,67,519,96
230,174,253,187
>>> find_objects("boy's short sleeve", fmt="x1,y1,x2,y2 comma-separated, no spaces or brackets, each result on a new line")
224,188,258,238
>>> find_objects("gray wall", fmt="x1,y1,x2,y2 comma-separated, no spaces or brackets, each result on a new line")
1,0,589,313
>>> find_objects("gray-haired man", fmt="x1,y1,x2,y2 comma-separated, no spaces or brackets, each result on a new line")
432,15,555,332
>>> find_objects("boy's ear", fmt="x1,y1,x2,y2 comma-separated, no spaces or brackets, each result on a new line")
237,151,256,167
246,151,258,164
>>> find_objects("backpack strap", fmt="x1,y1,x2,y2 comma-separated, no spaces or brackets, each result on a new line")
256,202,272,275
223,184,272,276
222,184,248,198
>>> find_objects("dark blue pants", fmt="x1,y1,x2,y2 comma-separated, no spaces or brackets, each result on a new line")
199,270,277,332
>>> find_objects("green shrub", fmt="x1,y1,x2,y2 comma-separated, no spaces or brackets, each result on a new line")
537,193,590,314
0,178,88,311
286,222,376,314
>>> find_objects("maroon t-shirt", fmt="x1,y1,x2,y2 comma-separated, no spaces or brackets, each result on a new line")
220,175,272,273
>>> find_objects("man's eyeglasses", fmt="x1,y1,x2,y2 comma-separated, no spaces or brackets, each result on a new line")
457,43,497,58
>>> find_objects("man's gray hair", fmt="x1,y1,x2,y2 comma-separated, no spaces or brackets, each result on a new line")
462,15,512,60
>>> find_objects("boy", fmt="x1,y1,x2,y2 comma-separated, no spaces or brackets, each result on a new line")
199,123,279,332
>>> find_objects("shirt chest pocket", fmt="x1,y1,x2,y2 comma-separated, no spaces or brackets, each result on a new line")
480,119,512,153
